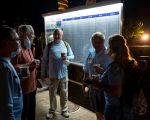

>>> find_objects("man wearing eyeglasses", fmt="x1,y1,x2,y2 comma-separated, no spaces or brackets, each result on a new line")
0,26,23,120
11,25,37,120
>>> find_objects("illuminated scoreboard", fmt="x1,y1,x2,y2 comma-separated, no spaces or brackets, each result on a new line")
43,1,123,63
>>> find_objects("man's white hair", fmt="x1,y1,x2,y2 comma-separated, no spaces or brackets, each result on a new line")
53,28,63,36
27,25,34,33
18,25,34,34
91,32,105,42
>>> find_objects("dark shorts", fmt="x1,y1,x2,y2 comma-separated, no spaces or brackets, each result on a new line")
89,86,105,113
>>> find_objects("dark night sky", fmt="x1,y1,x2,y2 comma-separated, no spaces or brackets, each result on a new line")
123,0,150,32
0,0,150,34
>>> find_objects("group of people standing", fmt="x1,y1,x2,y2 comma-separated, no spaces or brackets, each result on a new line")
83,32,140,120
0,25,140,120
0,26,74,120
0,25,38,120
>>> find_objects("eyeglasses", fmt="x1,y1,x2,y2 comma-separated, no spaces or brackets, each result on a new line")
9,38,20,42
30,35,36,39
8,39,20,44
27,32,36,39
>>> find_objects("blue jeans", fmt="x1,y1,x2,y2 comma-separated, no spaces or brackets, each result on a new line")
104,105,121,120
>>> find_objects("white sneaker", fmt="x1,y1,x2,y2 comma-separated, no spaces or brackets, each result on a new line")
46,112,55,119
61,111,69,118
